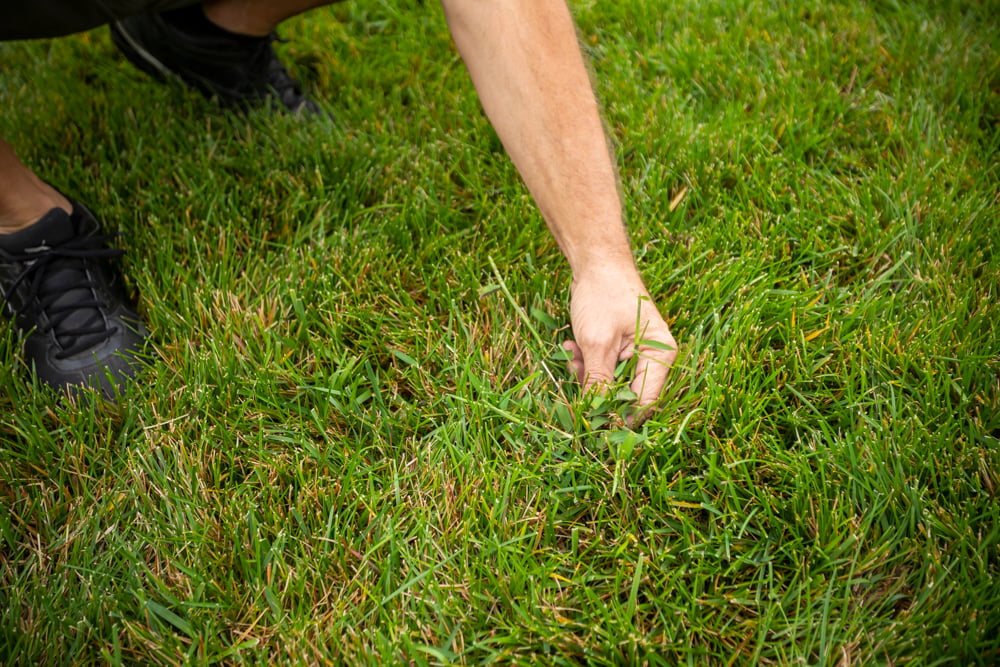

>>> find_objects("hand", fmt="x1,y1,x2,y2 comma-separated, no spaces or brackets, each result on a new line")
562,269,677,424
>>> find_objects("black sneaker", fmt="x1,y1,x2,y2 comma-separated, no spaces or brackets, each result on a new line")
110,11,321,115
0,201,149,398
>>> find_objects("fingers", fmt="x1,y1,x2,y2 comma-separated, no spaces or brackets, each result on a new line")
583,344,620,395
562,340,585,384
563,273,676,425
564,330,677,427
627,340,677,425
562,338,618,394
630,340,677,406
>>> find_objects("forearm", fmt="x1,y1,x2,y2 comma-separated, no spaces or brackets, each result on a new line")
444,0,676,414
441,0,635,278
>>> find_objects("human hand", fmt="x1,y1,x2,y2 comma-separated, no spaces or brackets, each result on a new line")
562,269,677,424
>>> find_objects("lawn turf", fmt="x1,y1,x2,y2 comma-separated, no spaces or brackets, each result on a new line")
1,0,998,664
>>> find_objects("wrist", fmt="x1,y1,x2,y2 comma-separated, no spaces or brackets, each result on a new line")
569,251,642,285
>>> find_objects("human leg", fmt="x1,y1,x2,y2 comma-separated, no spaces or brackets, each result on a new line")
0,139,72,233
202,0,339,37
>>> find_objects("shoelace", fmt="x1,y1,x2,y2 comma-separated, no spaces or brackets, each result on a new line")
1,231,125,358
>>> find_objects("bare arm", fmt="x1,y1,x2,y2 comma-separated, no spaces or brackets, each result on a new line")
442,0,677,419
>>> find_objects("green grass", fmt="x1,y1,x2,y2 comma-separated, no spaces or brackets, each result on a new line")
1,0,998,664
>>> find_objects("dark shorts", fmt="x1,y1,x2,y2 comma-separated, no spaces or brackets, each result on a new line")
1,0,196,40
